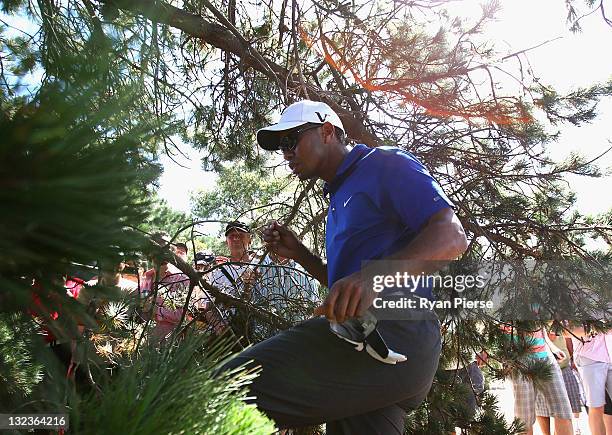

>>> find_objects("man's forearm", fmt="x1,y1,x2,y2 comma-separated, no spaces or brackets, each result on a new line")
543,328,561,354
386,213,468,275
294,244,328,287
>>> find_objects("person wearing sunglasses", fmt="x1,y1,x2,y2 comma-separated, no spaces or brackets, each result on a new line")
221,100,468,435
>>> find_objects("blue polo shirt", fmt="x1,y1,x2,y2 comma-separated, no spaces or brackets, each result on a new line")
324,144,453,299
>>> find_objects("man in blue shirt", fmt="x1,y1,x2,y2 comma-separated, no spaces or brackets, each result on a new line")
222,100,468,434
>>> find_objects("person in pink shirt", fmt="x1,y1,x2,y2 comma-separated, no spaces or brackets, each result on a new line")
569,329,612,435
502,324,574,435
152,262,192,341
141,241,196,342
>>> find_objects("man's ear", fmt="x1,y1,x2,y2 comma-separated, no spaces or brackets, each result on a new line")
321,122,336,143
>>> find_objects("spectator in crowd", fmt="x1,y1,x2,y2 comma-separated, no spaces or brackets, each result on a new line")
140,232,172,298
247,252,320,340
140,238,190,295
569,331,612,435
31,277,83,345
85,261,138,293
205,221,259,340
174,242,188,261
140,239,201,342
192,250,229,335
30,277,88,387
503,324,574,435
253,251,319,322
194,251,216,272
150,261,191,341
535,330,583,435
207,221,258,299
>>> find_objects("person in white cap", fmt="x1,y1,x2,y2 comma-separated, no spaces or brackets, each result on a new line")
207,221,258,304
221,100,468,434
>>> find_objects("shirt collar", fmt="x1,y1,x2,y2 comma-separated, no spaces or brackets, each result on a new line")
323,144,371,196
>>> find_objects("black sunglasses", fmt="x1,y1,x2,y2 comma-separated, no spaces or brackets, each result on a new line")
279,124,321,152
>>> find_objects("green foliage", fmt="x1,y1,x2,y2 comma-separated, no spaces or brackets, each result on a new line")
0,44,278,433
179,71,278,171
72,334,275,435
0,0,26,14
193,234,230,257
535,80,612,126
0,44,166,409
140,196,192,239
1,33,36,75
565,0,611,32
191,163,292,223
0,84,159,282
0,30,274,434
1,0,610,433
0,313,44,405
470,392,525,434
405,389,524,435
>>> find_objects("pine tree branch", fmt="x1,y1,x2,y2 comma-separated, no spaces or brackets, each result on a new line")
99,0,381,146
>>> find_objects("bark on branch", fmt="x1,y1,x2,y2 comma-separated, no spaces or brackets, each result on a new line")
102,0,381,146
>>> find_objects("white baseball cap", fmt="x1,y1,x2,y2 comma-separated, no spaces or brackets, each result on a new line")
257,100,345,151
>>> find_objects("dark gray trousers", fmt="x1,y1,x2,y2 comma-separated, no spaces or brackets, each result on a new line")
221,316,441,434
